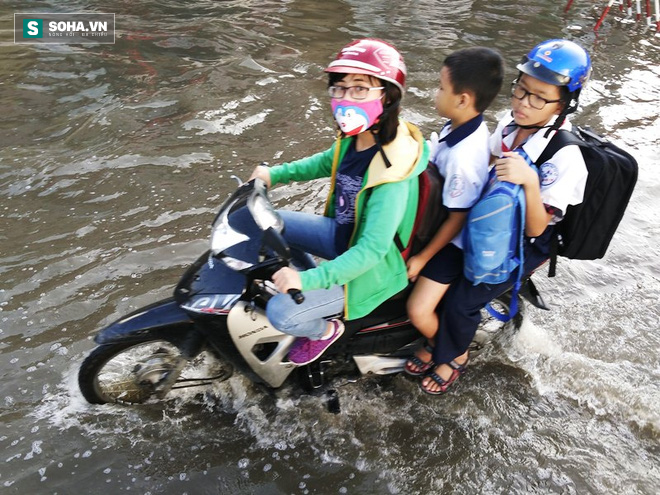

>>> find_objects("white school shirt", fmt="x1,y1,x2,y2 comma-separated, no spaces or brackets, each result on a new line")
489,113,588,225
430,115,491,248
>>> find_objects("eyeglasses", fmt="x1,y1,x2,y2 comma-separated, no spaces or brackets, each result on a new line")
328,85,385,100
510,81,562,110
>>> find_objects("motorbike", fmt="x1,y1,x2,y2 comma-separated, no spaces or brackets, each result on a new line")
78,178,542,408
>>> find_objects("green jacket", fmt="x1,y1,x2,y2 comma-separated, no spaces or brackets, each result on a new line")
269,121,429,320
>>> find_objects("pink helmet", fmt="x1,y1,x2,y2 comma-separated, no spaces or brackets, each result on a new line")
324,38,407,92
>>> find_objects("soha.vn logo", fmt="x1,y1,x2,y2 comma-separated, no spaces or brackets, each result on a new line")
23,19,43,38
23,18,109,38
16,13,114,44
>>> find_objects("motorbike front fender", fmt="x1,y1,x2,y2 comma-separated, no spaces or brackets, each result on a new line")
95,297,194,344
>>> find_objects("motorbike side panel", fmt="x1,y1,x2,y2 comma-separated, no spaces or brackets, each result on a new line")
226,301,297,388
95,298,194,344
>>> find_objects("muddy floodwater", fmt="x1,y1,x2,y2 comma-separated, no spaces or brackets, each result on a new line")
1,1,659,493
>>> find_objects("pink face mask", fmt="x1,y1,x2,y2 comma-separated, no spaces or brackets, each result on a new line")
330,98,384,136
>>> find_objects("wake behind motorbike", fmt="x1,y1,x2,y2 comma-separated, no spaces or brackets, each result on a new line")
78,179,534,407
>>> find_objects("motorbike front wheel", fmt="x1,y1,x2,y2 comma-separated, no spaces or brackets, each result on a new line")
78,338,232,405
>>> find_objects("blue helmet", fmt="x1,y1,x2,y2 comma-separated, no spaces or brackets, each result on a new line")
517,39,591,93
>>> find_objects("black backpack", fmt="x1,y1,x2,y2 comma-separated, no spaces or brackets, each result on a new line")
395,162,448,260
536,126,638,276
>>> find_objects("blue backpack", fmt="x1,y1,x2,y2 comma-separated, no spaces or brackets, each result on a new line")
463,154,535,321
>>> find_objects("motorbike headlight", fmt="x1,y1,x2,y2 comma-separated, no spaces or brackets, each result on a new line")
251,194,283,232
221,255,253,271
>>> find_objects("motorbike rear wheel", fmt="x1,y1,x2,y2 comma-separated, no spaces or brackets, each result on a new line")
78,338,232,405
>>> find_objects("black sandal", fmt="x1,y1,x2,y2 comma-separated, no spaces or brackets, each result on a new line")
419,356,469,395
404,342,435,376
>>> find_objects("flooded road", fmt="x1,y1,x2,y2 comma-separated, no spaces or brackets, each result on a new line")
1,0,659,493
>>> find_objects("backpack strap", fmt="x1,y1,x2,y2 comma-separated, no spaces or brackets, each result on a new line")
393,231,405,252
485,149,533,323
536,128,582,165
533,128,583,277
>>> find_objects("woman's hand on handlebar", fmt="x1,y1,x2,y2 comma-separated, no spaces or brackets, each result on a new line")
272,266,301,293
249,165,272,188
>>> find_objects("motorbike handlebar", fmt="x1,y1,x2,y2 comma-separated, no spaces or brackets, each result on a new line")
288,289,305,305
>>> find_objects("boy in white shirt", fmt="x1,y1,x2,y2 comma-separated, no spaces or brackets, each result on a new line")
404,47,504,377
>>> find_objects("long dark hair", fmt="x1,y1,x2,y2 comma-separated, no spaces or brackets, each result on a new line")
327,73,402,145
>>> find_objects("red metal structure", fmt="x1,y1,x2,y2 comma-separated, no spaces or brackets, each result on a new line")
565,0,659,30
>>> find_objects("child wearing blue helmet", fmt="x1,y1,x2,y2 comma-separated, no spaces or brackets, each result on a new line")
419,39,592,395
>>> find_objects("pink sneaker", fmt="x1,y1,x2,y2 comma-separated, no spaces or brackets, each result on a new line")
288,319,345,366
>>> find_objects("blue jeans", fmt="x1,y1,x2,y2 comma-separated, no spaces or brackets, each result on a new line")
266,210,345,339
279,210,339,260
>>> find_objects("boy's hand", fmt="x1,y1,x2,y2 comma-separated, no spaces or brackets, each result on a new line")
494,151,538,187
272,267,302,293
249,165,272,188
427,131,440,159
406,255,426,282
